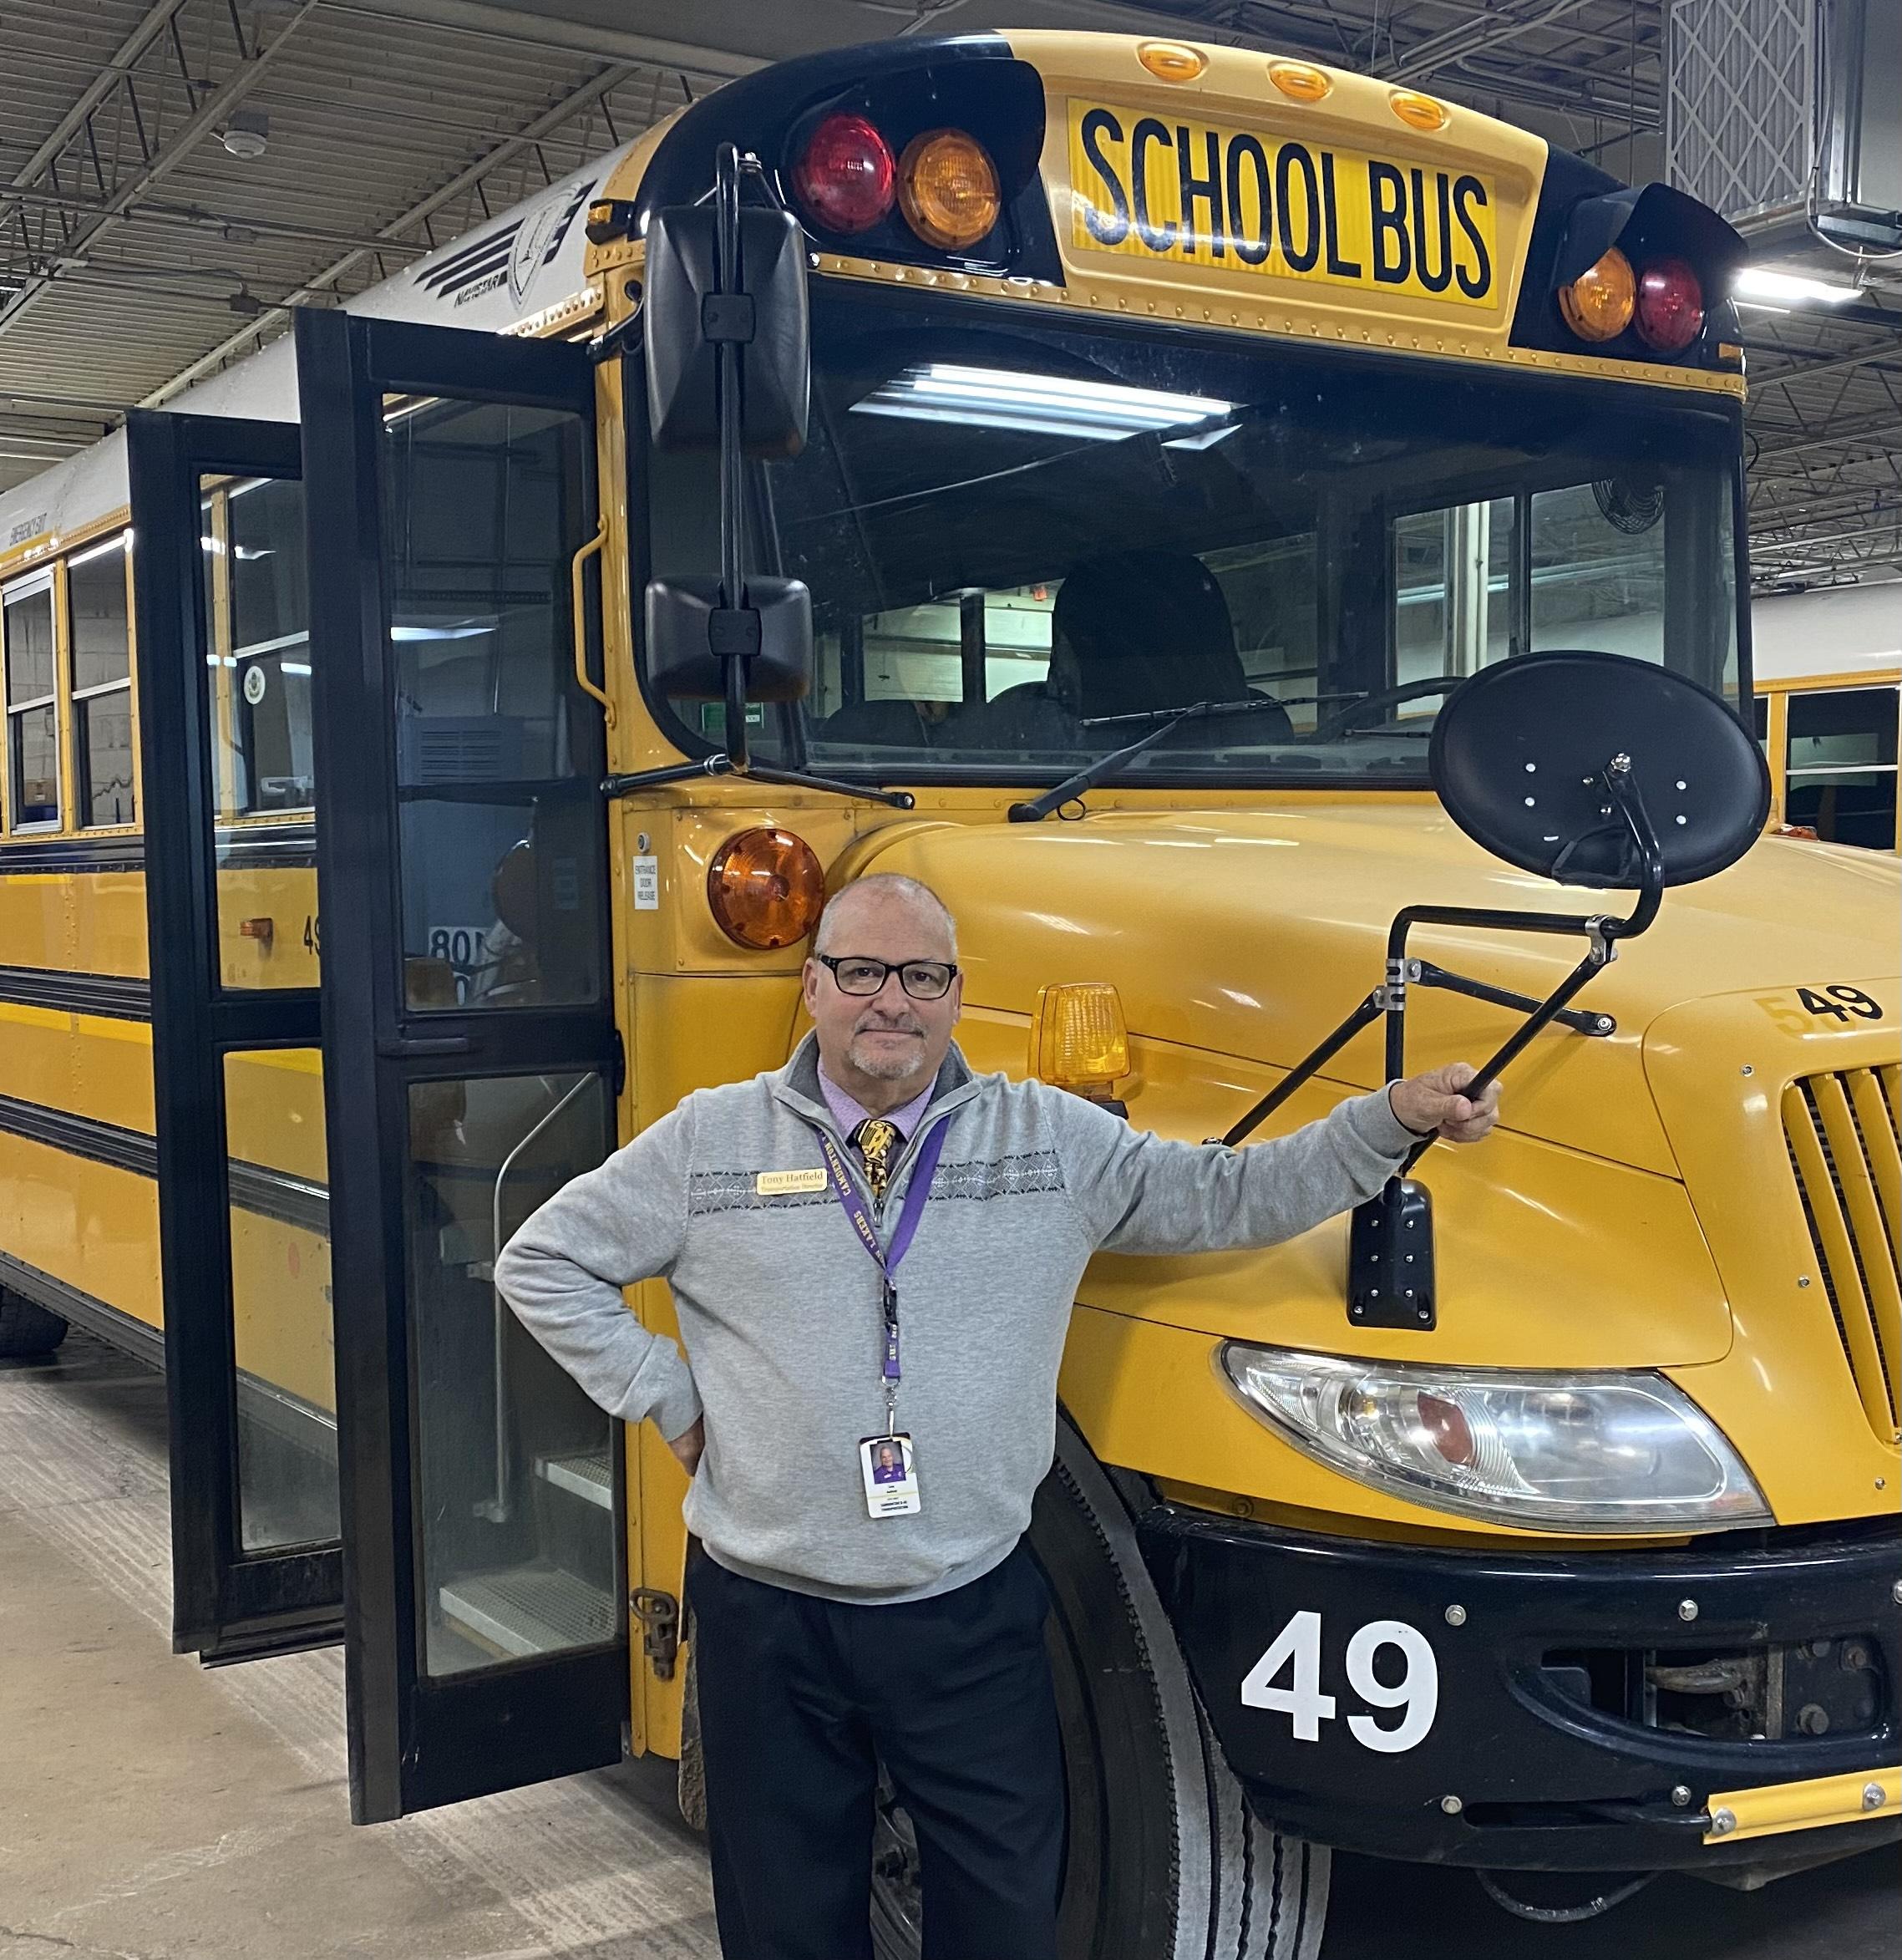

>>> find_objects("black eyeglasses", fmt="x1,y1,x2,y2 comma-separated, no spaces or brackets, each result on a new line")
815,954,959,1000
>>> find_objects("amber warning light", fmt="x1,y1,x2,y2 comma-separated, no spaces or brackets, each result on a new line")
708,827,826,950
1030,982,1130,1099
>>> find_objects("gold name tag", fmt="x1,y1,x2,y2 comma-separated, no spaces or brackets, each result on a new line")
1067,100,1499,309
756,1167,829,1196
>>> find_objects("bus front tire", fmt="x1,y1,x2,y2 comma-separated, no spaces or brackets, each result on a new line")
0,1290,69,1359
870,1414,1329,1960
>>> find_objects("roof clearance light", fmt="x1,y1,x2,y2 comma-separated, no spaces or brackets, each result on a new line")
1634,256,1704,353
897,129,1001,250
1389,89,1448,131
793,113,896,236
708,827,826,950
852,363,1235,442
1138,40,1207,82
1268,59,1331,102
1558,246,1636,343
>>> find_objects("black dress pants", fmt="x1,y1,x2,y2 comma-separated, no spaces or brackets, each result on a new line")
686,1541,1064,1960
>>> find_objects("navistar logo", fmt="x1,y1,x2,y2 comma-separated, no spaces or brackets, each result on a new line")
416,179,595,309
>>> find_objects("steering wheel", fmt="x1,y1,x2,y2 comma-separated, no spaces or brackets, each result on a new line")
1311,675,1465,744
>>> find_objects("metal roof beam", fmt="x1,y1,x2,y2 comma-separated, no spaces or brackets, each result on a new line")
1374,0,1608,85
141,58,637,404
314,0,760,79
3,185,431,257
0,0,192,245
0,0,321,340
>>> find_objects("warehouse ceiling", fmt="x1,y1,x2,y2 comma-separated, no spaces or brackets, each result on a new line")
2,0,1896,584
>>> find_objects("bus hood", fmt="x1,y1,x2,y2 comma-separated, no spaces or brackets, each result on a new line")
868,803,1897,1181
855,804,1896,1378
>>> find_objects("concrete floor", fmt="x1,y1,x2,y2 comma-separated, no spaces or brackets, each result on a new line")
2,1331,1894,1960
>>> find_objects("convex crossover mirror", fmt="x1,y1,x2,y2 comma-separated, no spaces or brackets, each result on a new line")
1429,649,1769,889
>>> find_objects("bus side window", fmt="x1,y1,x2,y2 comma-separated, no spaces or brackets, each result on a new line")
3,571,58,830
1785,686,1899,852
228,478,314,815
68,533,135,828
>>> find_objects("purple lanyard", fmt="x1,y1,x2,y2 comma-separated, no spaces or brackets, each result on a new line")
814,1116,949,1398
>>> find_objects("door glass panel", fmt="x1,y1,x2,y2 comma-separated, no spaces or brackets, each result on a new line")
407,1069,616,1678
1786,686,1899,851
200,475,319,987
224,1047,338,1551
378,399,601,1010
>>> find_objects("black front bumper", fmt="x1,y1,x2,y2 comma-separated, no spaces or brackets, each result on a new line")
1139,1503,1902,1871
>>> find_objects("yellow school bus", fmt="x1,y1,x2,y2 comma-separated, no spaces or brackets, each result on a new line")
0,29,1896,1950
1752,585,1899,852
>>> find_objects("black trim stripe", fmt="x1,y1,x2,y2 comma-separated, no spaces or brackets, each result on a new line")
0,963,151,1020
0,1091,329,1236
0,820,316,877
0,1249,166,1372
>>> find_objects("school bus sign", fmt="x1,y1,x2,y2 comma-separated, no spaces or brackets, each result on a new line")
1068,100,1499,307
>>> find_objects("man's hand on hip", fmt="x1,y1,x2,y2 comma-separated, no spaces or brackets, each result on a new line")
1389,1064,1501,1144
667,1417,705,1476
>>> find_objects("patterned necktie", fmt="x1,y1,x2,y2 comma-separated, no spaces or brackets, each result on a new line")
851,1118,902,1202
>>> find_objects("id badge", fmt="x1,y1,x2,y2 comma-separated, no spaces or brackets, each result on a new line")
858,1433,921,1518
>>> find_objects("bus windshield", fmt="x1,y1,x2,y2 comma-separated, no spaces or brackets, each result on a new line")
646,285,1742,785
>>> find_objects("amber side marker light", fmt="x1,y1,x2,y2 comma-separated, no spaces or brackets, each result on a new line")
1030,981,1130,1099
1559,246,1636,343
898,129,1001,250
708,828,826,950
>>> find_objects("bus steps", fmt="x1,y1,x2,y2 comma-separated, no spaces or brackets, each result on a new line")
438,1564,616,1660
535,1448,613,1511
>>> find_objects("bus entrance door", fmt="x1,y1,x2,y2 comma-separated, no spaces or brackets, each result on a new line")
293,310,626,1822
127,412,342,1666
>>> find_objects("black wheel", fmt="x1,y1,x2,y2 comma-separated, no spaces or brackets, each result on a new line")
0,1289,69,1359
872,1415,1329,1960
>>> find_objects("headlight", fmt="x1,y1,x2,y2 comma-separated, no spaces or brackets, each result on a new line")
1220,1344,1772,1534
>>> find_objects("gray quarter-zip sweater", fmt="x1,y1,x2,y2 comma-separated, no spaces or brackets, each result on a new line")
495,1035,1417,1604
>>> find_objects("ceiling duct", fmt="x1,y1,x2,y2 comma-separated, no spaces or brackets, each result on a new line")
1666,0,1899,256
1813,0,1902,254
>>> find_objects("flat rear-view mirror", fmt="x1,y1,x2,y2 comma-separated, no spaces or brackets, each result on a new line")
645,203,809,457
647,576,812,703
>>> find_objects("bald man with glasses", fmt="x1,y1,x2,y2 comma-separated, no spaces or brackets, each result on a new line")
499,872,1499,1960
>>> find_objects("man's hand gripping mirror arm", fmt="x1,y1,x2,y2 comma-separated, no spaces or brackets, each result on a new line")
1052,1067,1502,1254
493,1102,706,1475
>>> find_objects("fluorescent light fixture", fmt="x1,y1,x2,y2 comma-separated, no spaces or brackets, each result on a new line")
852,363,1235,442
1732,267,1858,307
390,622,497,641
281,661,312,676
68,531,130,567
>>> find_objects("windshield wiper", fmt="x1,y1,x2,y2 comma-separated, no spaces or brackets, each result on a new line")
1006,695,1291,824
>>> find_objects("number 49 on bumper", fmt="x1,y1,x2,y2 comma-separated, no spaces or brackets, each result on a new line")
1242,1610,1439,1755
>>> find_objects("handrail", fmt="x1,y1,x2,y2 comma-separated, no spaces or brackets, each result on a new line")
569,523,615,729
479,1073,597,1523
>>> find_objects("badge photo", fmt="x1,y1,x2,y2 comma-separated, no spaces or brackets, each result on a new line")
859,1433,921,1517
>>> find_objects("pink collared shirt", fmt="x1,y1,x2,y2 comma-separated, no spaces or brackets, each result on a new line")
817,1065,935,1147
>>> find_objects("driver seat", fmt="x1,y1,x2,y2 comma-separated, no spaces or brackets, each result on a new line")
1052,550,1291,736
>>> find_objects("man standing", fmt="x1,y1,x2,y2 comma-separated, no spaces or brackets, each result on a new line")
495,873,1499,1960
